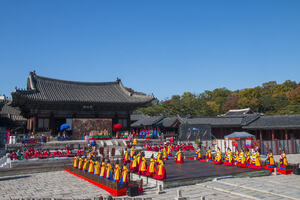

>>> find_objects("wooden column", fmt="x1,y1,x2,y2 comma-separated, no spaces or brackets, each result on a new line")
127,112,131,130
259,130,263,141
32,115,37,134
50,113,54,136
271,129,275,140
285,129,289,153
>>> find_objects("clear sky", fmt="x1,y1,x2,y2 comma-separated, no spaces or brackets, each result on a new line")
0,1,300,100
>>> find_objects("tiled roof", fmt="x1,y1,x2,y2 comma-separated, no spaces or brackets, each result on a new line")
0,101,5,111
130,114,148,122
186,117,244,127
0,101,22,116
156,117,180,128
12,72,154,104
243,115,300,129
131,115,164,127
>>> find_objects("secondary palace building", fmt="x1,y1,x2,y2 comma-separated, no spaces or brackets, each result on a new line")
11,71,154,138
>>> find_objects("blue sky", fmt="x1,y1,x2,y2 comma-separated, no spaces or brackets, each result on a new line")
0,1,300,100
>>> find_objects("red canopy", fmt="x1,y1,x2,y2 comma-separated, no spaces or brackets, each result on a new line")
113,124,123,131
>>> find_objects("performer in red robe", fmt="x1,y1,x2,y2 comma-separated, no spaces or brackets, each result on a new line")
24,151,30,159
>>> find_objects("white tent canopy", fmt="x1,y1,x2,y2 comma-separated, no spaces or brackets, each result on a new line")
224,131,255,139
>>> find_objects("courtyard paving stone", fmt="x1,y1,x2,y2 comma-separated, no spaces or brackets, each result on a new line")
0,171,300,200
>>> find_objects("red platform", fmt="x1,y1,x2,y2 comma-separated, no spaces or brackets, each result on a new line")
64,169,127,196
277,168,293,175
263,166,275,173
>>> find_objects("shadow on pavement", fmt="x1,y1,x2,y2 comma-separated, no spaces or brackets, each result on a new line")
0,175,31,181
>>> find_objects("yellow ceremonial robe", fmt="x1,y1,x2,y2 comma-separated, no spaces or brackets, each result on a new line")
114,164,121,182
88,160,94,173
82,159,89,171
94,161,100,175
78,158,83,170
100,163,106,177
73,157,78,168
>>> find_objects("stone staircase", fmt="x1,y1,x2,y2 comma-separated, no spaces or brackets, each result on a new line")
0,155,11,168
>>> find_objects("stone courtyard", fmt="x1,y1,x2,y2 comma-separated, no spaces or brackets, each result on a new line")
0,171,299,200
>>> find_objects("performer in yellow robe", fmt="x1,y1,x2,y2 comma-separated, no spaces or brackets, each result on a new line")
167,145,172,157
130,147,135,160
88,159,94,173
130,155,138,172
196,148,202,160
162,149,168,160
136,153,141,166
156,151,162,161
176,150,184,163
73,156,78,168
106,161,113,180
246,150,251,165
234,150,239,164
214,148,222,164
123,148,130,164
138,156,147,175
100,161,106,178
78,157,83,170
254,150,261,169
279,151,288,170
249,151,256,168
206,148,212,161
94,160,100,176
266,150,276,168
82,158,89,172
226,149,234,165
120,165,130,184
146,156,156,177
113,162,121,183
154,159,166,180
133,138,138,146
88,152,93,160
238,150,246,167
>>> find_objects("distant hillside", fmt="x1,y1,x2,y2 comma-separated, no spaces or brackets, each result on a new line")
135,80,300,116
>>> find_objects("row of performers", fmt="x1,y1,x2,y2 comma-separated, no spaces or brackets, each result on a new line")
145,143,194,152
123,150,167,180
195,147,289,170
10,148,75,160
73,157,130,185
128,147,171,161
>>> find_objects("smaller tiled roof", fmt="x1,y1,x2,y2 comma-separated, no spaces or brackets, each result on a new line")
156,117,180,128
0,101,5,111
0,100,26,121
186,117,244,127
130,114,148,122
227,114,261,126
243,115,300,129
0,101,22,116
0,96,7,111
131,115,164,127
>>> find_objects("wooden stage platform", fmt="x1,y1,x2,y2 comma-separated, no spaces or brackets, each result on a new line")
133,159,270,188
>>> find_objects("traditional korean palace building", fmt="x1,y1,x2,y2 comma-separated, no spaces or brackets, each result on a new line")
131,108,300,140
11,72,154,138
